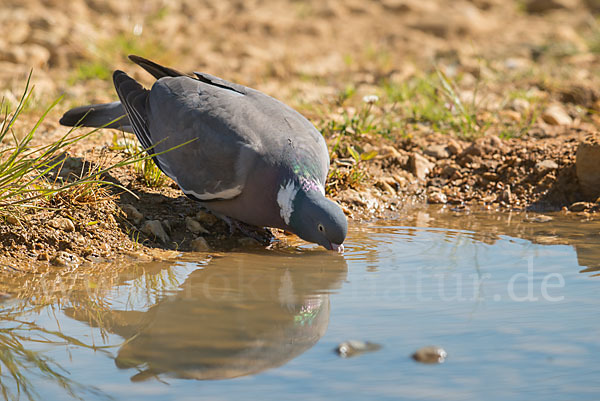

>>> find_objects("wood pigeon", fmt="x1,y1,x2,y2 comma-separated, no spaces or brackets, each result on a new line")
60,56,347,251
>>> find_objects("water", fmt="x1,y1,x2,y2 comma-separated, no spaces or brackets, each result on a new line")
1,207,599,400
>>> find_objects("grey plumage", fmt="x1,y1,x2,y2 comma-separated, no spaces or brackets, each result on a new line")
59,101,132,132
60,55,347,251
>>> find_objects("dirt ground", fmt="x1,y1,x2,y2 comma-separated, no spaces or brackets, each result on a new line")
1,0,600,268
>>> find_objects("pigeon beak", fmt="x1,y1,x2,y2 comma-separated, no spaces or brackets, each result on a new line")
329,242,344,253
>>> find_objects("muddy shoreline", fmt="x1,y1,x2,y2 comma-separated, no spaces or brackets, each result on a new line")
1,125,598,271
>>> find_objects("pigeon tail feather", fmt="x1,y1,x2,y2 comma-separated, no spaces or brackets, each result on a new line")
128,55,186,79
59,102,132,132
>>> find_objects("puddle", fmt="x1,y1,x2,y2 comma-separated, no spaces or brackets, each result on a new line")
1,207,599,400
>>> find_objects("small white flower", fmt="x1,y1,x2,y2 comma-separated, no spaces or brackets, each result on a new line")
362,95,379,104
133,23,143,36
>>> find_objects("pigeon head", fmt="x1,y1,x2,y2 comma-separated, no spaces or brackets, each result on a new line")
282,186,347,252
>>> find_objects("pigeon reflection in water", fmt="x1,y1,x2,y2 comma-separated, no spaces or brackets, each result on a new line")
65,251,347,381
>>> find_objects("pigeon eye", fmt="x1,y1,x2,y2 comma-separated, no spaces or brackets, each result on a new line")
318,224,325,232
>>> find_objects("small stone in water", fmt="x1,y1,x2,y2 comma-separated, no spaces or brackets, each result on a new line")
527,215,553,223
336,340,382,358
412,346,447,364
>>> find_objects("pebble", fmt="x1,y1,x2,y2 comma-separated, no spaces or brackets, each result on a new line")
335,340,382,358
49,217,75,232
141,220,170,243
569,202,591,212
428,191,447,204
121,204,143,224
412,346,447,364
381,145,409,165
499,186,513,203
424,144,450,159
576,134,600,199
500,109,522,122
542,104,572,126
50,251,80,267
460,143,483,158
409,153,434,180
511,98,530,112
482,172,499,181
5,215,19,225
378,181,396,195
186,217,210,234
535,159,558,173
190,237,211,252
446,139,463,155
441,164,458,178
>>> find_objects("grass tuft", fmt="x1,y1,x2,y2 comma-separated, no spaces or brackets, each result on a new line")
110,132,167,187
0,74,189,220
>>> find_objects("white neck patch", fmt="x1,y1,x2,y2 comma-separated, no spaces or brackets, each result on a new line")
277,181,299,225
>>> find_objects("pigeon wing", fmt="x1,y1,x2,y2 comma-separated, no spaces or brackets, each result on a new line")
141,76,264,201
